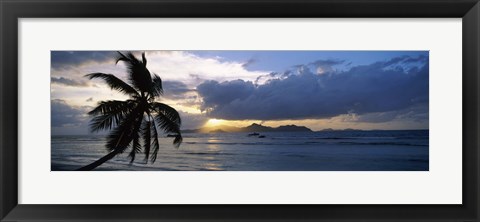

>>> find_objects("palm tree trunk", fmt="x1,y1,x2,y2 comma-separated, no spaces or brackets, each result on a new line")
76,150,120,171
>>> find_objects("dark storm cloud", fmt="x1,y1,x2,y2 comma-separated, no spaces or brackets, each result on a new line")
51,77,89,87
162,81,195,99
51,99,89,127
51,51,117,69
197,56,429,121
197,79,256,111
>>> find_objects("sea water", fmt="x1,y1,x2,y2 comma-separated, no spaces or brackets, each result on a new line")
51,130,428,171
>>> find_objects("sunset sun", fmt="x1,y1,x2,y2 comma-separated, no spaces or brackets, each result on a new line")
206,118,224,127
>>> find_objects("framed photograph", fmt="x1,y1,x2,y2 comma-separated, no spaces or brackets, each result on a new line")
1,0,479,221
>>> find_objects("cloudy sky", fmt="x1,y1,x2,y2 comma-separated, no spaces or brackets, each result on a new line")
51,50,429,135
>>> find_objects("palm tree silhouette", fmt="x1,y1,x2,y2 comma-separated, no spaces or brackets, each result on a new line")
77,52,182,171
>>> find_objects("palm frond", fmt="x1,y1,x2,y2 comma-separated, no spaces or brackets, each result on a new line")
151,102,182,148
88,100,136,132
115,51,152,94
128,116,144,163
142,52,147,66
151,102,182,125
85,73,139,96
150,118,160,163
172,135,182,148
151,74,163,97
115,51,130,65
88,100,135,116
105,121,133,153
141,119,152,162
105,105,143,152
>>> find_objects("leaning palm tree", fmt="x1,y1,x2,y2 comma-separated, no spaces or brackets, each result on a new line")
77,52,182,171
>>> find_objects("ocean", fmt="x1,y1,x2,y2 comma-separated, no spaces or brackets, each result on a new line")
51,130,429,171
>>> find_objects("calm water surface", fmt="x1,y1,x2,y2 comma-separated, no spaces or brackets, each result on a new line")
51,130,428,171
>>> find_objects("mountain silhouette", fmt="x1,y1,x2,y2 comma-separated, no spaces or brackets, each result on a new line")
182,123,312,133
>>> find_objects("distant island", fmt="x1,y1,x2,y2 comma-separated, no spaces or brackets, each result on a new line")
320,128,363,132
182,123,312,134
181,124,427,134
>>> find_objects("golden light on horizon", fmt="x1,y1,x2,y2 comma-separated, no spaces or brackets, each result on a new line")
205,118,225,127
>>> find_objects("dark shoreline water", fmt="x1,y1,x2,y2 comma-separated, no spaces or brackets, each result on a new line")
51,130,429,171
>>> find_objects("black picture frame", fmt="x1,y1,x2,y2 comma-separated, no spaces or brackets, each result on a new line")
1,0,479,221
